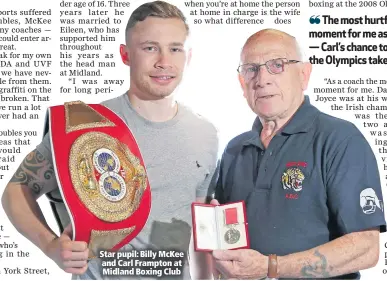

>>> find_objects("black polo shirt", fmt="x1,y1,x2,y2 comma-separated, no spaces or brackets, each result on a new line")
214,96,386,279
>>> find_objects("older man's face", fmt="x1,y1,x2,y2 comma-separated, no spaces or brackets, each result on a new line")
239,34,310,121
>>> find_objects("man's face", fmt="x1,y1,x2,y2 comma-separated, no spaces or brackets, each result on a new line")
239,35,311,120
121,17,190,99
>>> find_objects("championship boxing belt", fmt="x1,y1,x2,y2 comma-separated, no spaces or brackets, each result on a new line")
48,101,151,258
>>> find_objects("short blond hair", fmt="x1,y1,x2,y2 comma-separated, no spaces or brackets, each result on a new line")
125,1,189,43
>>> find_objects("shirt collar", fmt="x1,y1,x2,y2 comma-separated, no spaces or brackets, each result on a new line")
244,95,319,147
241,131,264,149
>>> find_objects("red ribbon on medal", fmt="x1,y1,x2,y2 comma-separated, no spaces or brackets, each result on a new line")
225,207,238,225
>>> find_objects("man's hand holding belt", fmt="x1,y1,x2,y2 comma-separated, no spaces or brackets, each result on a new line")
44,224,89,275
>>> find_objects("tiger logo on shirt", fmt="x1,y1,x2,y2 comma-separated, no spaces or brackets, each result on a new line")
282,167,305,192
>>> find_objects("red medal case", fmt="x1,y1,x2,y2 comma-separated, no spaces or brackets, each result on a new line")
191,201,249,251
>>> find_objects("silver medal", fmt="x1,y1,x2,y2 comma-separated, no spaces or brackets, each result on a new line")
224,228,240,244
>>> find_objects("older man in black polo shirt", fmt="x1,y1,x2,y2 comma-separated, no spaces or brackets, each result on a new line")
211,29,386,279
